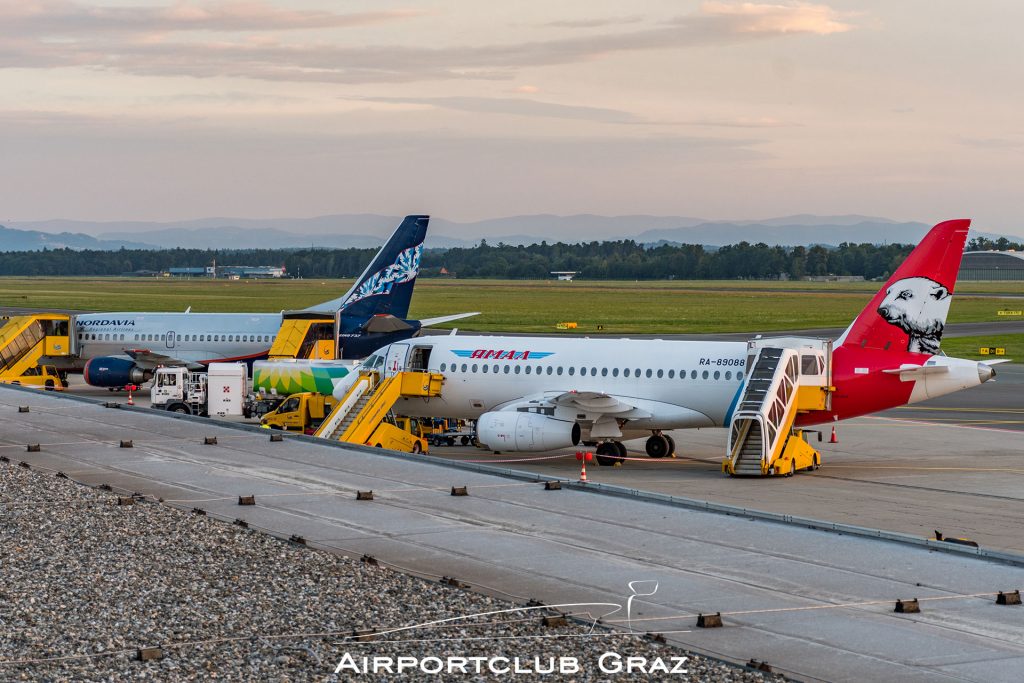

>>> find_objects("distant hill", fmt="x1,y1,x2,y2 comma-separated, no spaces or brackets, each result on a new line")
634,220,933,247
0,225,154,251
4,214,1018,251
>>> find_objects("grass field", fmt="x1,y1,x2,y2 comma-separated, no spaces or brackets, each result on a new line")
1,277,1022,335
937,334,1023,362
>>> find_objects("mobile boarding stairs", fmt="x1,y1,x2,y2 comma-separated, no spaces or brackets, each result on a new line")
724,338,832,477
0,314,75,381
313,369,443,448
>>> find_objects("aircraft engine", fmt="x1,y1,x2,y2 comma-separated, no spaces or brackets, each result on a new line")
476,411,581,452
83,357,150,388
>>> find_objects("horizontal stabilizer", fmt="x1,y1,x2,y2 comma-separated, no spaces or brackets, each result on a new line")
420,312,480,327
362,314,414,333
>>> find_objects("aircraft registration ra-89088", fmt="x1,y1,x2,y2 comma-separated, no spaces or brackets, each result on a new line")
73,215,478,388
360,219,1003,466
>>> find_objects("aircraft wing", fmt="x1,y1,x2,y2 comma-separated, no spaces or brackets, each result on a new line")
124,349,204,371
549,390,653,418
420,312,480,327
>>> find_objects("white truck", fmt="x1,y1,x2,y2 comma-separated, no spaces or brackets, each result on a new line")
150,363,248,417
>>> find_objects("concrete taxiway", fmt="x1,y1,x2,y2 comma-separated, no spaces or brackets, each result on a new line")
2,385,1023,683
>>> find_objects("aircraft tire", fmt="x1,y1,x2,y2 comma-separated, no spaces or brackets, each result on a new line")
645,435,670,458
665,435,676,457
613,441,628,463
595,442,618,467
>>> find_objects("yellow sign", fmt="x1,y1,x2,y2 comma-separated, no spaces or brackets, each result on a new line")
997,310,1023,316
979,347,1006,355
980,347,989,355
555,322,578,330
997,347,1006,355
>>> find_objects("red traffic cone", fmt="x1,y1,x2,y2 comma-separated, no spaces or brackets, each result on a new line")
829,423,838,443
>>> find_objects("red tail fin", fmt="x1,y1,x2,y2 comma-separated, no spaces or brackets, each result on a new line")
838,219,970,354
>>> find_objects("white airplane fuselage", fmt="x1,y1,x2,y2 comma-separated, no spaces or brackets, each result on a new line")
381,335,750,433
75,312,280,364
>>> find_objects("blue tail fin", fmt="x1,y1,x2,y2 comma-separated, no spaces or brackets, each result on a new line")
310,215,428,318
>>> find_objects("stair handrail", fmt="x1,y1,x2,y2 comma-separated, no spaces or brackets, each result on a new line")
314,370,378,439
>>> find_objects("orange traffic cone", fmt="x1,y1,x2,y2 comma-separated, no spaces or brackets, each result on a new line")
829,422,838,443
576,451,592,482
127,387,134,406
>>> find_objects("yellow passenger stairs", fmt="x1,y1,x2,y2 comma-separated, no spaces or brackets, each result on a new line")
313,370,443,450
0,314,74,381
268,312,337,360
724,338,832,477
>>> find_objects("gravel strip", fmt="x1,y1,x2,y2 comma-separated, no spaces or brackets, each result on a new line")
0,461,782,681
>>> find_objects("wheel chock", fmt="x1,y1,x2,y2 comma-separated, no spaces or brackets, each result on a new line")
697,612,723,628
895,599,920,613
996,590,1021,606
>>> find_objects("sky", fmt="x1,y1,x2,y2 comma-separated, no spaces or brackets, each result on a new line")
2,1,1023,236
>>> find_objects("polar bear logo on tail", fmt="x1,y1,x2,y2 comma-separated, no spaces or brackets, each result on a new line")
876,276,951,354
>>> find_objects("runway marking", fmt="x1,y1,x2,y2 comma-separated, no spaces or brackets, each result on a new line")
825,464,1024,474
864,415,1024,434
606,592,1000,624
891,407,1024,414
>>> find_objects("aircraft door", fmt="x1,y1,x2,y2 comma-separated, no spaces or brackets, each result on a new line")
166,330,176,349
384,343,410,377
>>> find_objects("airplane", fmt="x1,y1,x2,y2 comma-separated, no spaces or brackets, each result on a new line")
71,215,478,388
357,219,1001,465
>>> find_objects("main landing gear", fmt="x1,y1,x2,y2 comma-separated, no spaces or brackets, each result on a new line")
645,432,675,459
594,441,627,467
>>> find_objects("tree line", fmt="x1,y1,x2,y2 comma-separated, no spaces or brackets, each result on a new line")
0,235,1018,280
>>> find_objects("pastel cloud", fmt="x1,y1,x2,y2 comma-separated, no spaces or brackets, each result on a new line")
0,2,857,84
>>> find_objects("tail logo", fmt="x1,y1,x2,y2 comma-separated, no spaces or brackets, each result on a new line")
348,243,422,305
876,276,951,354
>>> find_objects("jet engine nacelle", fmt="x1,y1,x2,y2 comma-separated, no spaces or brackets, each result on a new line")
476,411,581,452
83,357,150,388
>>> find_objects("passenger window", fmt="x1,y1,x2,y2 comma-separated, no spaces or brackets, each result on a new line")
690,370,697,379
546,366,553,375
524,366,531,374
714,371,720,380
493,364,499,373
482,364,488,373
725,371,732,380
461,364,468,372
471,364,478,372
440,363,446,372
503,365,510,374
612,368,619,377
568,367,575,376
601,368,608,377
702,370,709,379
556,367,563,375
514,365,521,374
668,370,674,379
624,369,630,378
646,369,653,378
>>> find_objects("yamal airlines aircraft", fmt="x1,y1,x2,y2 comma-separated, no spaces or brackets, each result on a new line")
360,219,1001,464
76,215,477,387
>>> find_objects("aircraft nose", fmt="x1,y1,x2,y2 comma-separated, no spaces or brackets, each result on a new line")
978,363,996,383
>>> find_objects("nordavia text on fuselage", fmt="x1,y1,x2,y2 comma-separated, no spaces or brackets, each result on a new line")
75,215,478,388
357,219,999,453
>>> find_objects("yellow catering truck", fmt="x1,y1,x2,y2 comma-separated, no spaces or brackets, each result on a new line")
260,393,336,433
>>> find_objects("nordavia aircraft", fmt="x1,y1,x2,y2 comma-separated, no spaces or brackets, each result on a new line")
76,215,477,388
359,219,1002,464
